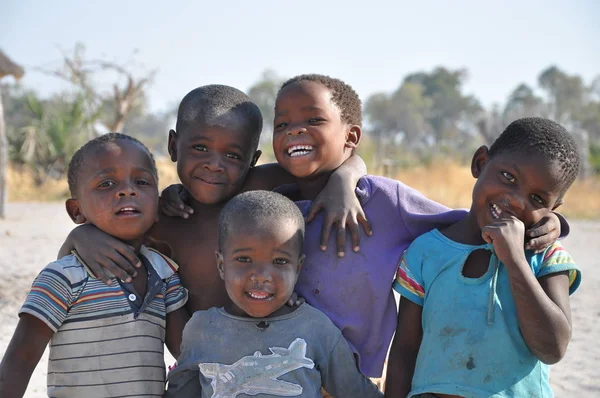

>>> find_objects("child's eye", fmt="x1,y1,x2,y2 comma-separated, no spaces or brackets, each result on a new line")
235,256,251,263
98,181,115,188
193,145,208,152
274,122,288,130
135,179,151,186
308,117,325,124
226,153,242,160
274,258,289,265
501,171,515,183
531,194,546,206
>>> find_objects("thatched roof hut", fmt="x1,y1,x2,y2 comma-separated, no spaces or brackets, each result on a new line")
0,50,24,80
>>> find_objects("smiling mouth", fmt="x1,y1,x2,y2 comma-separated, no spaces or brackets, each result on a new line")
490,203,506,219
287,145,314,157
116,207,140,216
246,291,275,301
197,177,225,185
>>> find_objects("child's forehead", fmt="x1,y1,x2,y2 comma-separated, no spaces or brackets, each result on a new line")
277,80,332,102
83,140,154,172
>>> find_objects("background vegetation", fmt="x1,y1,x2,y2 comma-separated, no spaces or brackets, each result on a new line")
2,44,599,218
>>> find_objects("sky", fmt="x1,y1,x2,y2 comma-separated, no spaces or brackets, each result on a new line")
1,0,599,114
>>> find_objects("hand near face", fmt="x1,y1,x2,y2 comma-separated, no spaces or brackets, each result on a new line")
481,216,528,266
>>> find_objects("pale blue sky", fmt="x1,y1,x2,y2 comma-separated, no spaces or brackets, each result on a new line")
2,0,599,113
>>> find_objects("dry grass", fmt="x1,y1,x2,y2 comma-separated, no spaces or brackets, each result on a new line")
394,160,600,219
6,160,600,219
6,157,180,202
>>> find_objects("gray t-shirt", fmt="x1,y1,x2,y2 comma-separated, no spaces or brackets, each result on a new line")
165,303,383,398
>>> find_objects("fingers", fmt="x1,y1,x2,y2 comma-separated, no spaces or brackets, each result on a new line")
319,217,334,252
159,197,193,219
357,212,372,237
525,235,553,253
305,202,323,224
336,217,348,258
526,222,552,239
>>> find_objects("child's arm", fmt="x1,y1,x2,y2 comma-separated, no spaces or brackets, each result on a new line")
58,225,140,284
161,154,371,256
165,307,190,359
385,298,423,398
320,335,383,397
482,216,574,364
164,272,191,358
0,315,54,397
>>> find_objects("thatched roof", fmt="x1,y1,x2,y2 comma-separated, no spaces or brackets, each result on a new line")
0,50,24,80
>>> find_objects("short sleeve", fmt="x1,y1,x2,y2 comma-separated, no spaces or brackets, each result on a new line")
164,272,188,314
19,266,84,332
535,242,581,295
396,182,466,240
392,243,426,306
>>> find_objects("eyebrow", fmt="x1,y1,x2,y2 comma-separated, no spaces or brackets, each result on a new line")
93,167,155,177
189,134,246,153
275,106,325,118
230,247,294,257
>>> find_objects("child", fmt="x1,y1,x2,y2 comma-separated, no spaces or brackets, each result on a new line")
386,117,581,398
162,75,566,380
164,190,383,397
0,133,189,397
58,85,369,314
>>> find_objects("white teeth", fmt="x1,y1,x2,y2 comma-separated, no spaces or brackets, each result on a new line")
287,145,314,156
491,204,502,219
120,207,136,212
248,292,271,300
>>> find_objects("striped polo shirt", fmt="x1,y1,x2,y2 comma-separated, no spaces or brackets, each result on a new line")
19,245,188,397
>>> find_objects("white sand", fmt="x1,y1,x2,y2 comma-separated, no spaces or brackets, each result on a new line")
0,202,598,397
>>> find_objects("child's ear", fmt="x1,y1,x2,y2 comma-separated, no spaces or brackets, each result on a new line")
168,129,178,162
471,145,490,178
65,199,87,224
344,125,362,149
296,254,305,275
215,250,225,280
250,149,262,168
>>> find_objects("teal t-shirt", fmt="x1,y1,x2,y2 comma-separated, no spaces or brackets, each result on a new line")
393,229,580,398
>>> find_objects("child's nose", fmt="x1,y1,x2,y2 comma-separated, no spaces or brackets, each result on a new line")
250,265,273,283
286,124,307,136
203,154,225,172
507,193,526,211
118,183,137,197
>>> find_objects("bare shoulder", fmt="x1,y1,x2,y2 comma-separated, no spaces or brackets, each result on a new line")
242,163,293,191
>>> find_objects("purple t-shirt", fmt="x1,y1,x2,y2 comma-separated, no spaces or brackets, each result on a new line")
294,175,466,377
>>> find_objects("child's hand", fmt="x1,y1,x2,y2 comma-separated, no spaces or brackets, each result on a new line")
481,216,528,266
160,184,194,219
286,292,305,307
524,212,561,253
70,224,141,284
306,179,372,257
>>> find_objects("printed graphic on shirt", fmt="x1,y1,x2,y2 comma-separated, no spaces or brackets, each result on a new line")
198,338,315,397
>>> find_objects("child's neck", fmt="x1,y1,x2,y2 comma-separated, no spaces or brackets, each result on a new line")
295,170,335,201
442,209,487,246
189,196,228,214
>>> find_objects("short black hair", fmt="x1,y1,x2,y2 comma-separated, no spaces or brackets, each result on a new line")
218,190,305,251
279,74,363,127
67,132,157,197
175,84,263,150
489,117,580,193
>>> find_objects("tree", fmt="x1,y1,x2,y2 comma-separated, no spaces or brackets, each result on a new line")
247,70,285,157
0,50,24,218
40,43,154,134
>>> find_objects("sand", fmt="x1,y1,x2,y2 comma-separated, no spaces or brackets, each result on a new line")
0,202,598,397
